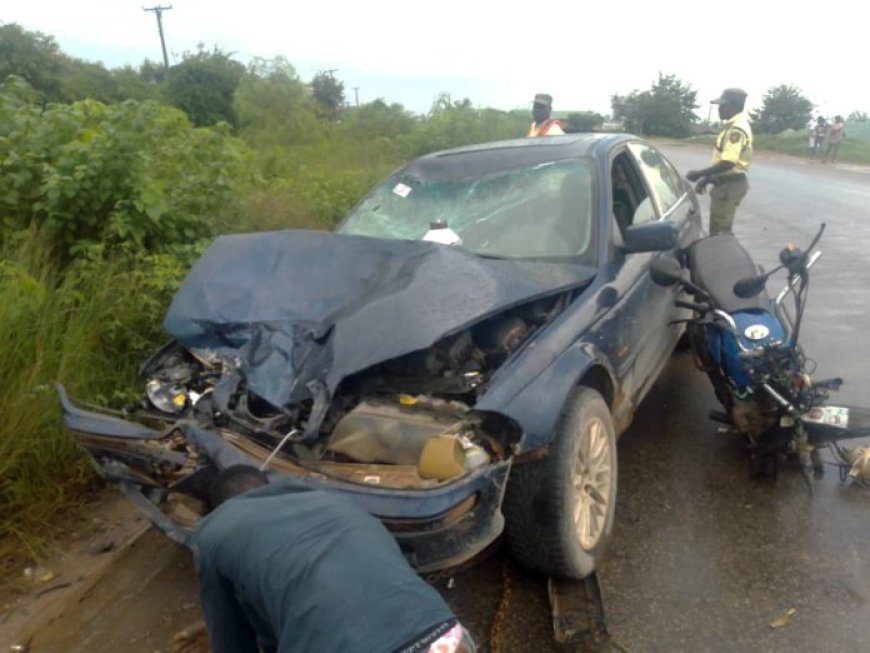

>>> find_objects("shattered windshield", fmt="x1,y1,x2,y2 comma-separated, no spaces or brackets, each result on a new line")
338,158,597,261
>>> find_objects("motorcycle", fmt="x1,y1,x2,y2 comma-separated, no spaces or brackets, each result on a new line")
650,224,870,489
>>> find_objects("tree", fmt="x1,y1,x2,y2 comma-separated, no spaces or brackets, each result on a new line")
139,59,168,85
848,111,868,123
310,71,345,118
341,99,415,139
0,23,66,103
611,73,698,137
110,65,164,103
57,58,122,104
233,57,322,147
165,46,245,127
0,24,160,105
564,111,604,133
750,85,814,133
406,94,528,155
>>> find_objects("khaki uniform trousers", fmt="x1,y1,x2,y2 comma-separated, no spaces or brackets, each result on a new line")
709,175,749,235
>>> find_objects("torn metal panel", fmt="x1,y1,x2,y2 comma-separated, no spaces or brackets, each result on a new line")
164,230,596,415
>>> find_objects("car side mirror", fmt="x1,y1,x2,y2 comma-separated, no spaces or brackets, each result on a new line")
622,221,679,254
650,253,684,287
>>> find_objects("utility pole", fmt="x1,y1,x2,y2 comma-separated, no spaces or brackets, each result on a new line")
143,5,172,70
352,86,360,107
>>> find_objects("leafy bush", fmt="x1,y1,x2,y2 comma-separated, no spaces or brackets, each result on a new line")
239,150,388,232
0,78,249,259
564,111,604,133
341,100,416,140
408,95,528,155
234,58,324,149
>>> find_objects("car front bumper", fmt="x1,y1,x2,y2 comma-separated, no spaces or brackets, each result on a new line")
57,384,510,573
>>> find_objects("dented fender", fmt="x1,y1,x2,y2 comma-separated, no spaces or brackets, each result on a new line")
477,341,616,453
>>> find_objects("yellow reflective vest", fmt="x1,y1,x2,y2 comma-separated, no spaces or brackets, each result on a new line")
712,112,753,174
526,119,565,137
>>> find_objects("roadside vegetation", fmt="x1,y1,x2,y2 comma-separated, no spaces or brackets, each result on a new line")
751,121,870,164
684,122,870,165
0,24,530,568
2,22,869,568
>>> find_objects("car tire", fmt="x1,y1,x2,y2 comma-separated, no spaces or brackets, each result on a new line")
504,386,617,579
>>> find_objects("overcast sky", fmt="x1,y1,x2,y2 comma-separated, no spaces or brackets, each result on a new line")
4,1,867,118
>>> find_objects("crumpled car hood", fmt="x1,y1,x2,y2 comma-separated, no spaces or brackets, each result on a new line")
163,230,595,412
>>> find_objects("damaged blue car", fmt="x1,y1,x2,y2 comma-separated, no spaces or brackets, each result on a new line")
59,134,702,578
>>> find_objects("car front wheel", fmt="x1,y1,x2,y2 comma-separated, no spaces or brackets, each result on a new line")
504,386,617,579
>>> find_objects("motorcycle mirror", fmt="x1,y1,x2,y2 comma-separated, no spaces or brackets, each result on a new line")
650,254,684,287
733,276,768,298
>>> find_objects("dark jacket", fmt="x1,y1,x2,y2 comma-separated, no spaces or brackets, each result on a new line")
189,481,456,653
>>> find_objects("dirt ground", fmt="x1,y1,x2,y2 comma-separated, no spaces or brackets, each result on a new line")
0,493,153,651
1,491,600,653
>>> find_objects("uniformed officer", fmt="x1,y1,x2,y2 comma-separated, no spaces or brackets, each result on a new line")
526,93,565,137
686,88,753,235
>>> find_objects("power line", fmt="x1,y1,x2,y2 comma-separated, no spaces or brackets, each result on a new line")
143,5,172,70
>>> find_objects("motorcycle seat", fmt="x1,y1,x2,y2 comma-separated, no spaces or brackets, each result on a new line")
687,234,768,313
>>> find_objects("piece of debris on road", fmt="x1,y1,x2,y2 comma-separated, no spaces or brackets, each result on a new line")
768,607,797,629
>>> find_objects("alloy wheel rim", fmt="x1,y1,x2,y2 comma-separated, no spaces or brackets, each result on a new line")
572,417,612,551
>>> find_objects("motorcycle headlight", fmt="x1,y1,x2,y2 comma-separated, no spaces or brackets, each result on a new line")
145,379,189,415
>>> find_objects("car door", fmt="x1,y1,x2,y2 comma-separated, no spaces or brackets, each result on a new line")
626,142,699,250
603,143,690,408
624,142,699,392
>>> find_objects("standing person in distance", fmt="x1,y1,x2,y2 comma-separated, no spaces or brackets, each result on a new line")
686,88,753,235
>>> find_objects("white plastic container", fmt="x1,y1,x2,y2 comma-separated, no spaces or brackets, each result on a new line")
422,220,462,246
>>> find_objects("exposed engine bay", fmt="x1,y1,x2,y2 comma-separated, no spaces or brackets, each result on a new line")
127,293,574,490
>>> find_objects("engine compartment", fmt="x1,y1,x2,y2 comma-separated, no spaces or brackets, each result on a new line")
130,292,574,486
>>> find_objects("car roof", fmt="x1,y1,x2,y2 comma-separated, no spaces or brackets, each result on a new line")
400,134,637,181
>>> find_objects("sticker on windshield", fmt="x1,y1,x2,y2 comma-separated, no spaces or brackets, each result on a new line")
393,183,412,198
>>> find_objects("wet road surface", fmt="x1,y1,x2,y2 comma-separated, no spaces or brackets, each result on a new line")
13,146,870,653
601,145,870,652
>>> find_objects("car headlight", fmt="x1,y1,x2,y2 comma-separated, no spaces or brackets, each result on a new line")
145,379,189,414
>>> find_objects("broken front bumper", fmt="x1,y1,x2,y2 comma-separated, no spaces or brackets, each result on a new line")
57,385,510,573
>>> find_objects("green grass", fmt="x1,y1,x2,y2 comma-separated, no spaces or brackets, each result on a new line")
843,121,870,143
0,230,184,569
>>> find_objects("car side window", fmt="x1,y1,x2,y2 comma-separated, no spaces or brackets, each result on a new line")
611,151,656,233
627,143,684,217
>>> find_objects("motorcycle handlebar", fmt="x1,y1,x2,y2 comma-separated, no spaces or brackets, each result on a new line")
780,222,826,272
806,222,826,253
676,299,709,313
732,223,826,297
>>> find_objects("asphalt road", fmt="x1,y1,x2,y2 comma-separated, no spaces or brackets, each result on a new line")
18,146,870,653
597,144,870,652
